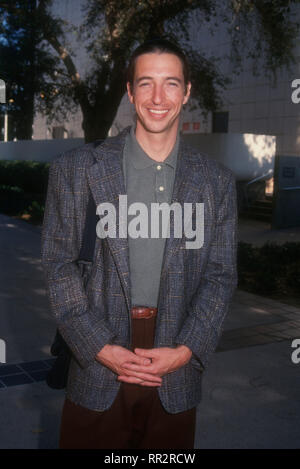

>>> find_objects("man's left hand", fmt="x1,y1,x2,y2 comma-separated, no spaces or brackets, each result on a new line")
118,345,192,385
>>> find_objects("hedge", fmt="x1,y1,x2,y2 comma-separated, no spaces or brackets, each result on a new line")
238,241,300,298
0,160,50,195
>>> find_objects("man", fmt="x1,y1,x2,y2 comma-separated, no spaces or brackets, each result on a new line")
41,38,237,449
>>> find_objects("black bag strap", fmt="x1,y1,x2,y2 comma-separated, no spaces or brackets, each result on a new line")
78,192,97,262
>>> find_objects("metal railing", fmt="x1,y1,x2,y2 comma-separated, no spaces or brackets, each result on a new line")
282,186,300,191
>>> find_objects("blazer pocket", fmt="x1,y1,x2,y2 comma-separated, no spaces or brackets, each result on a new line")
190,354,204,373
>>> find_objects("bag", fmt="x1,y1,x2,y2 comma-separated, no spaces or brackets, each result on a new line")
46,330,72,389
46,164,99,389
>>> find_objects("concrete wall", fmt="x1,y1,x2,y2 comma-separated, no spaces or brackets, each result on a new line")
182,133,276,181
0,132,276,182
0,138,84,162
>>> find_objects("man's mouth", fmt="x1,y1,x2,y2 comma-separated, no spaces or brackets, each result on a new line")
148,109,169,117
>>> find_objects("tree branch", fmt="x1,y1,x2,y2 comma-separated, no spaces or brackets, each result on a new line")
37,0,91,113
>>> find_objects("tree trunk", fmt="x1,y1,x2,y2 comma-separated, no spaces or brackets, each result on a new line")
15,95,34,140
82,112,113,142
81,82,126,143
15,0,36,140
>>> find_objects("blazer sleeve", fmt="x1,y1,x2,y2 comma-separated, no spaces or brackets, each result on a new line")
41,159,117,369
174,171,238,370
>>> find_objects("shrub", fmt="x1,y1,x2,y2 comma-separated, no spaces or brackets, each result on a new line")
0,183,27,214
0,161,49,219
237,241,300,298
0,160,49,195
25,201,45,223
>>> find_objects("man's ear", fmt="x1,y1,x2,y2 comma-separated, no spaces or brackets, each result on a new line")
183,82,191,105
127,82,134,104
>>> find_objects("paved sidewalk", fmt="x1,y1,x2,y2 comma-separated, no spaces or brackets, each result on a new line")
196,290,300,449
0,213,299,448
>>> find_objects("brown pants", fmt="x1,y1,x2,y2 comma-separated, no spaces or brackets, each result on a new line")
59,316,196,449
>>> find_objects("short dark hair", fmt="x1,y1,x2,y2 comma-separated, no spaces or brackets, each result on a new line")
127,38,190,93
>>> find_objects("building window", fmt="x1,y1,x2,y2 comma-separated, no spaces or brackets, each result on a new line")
212,112,229,133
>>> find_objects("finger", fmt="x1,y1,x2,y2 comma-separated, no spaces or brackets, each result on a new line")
117,375,143,384
122,369,162,383
122,362,156,373
134,348,157,359
139,381,162,387
118,376,161,387
125,351,152,366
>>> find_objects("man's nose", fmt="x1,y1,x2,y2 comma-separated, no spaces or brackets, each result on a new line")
152,84,164,104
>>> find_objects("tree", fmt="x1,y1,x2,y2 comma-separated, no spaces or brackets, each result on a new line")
0,0,58,140
3,0,300,142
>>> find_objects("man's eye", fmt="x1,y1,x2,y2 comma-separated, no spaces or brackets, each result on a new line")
168,82,178,87
139,82,150,87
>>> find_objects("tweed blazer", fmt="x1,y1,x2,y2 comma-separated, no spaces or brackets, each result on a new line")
41,126,237,414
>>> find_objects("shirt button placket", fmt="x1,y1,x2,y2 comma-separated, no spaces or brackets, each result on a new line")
156,165,166,202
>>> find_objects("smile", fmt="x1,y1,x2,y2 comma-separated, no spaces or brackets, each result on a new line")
148,109,169,117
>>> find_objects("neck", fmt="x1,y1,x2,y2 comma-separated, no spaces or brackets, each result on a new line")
134,122,179,162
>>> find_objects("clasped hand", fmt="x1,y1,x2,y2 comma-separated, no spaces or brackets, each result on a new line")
96,344,192,387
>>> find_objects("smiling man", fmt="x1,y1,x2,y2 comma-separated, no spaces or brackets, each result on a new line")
42,38,238,449
127,50,190,154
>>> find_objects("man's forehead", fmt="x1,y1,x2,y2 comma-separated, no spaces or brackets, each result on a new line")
134,52,184,79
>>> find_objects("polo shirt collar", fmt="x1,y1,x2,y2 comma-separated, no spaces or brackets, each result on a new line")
127,125,179,170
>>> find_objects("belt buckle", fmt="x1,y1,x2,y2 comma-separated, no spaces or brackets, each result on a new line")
131,306,157,319
146,308,155,319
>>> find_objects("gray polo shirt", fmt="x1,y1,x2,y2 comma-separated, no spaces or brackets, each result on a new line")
123,127,179,308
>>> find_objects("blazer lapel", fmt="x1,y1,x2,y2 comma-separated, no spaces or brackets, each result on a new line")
160,140,206,277
86,128,131,312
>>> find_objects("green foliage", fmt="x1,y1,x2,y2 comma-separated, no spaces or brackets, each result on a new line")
238,241,300,297
0,184,29,214
0,0,60,140
0,184,24,193
0,160,47,222
0,160,49,194
25,200,45,222
227,0,299,82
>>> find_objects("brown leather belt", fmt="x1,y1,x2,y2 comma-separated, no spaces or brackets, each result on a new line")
131,306,158,319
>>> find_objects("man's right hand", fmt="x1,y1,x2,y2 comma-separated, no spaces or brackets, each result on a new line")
96,344,162,387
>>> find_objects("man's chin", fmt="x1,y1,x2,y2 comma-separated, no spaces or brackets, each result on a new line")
137,118,178,135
